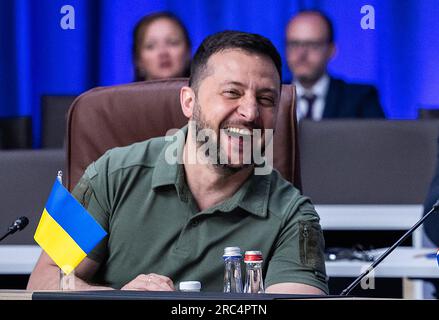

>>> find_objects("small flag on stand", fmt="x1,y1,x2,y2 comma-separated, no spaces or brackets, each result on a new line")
34,179,107,274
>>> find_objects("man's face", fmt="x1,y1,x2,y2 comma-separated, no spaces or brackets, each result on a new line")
190,49,280,172
286,14,334,85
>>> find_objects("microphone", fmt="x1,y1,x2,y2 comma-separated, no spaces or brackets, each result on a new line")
340,200,439,296
0,216,29,242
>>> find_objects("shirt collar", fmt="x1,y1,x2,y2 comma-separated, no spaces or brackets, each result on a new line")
151,126,271,218
237,173,271,217
294,73,330,98
151,126,187,191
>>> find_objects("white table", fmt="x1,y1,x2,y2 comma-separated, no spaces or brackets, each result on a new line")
0,245,41,274
1,245,436,276
326,247,438,278
326,247,439,299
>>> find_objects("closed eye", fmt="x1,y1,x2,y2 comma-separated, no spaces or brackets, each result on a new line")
223,90,241,98
167,39,183,46
143,43,155,50
258,96,275,107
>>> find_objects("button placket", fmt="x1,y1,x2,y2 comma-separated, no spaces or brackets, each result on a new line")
174,212,206,253
190,219,199,227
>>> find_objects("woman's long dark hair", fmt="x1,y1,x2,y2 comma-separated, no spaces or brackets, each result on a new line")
132,12,191,81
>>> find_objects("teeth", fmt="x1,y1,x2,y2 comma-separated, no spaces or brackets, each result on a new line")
226,127,252,136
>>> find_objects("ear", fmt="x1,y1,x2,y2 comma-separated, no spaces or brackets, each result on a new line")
180,86,195,119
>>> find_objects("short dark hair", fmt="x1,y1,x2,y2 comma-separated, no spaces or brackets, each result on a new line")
132,12,191,81
297,10,334,43
189,31,282,91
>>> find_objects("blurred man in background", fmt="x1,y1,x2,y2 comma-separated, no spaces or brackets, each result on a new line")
285,10,385,120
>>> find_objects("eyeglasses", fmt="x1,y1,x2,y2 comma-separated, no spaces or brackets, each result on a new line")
286,40,329,51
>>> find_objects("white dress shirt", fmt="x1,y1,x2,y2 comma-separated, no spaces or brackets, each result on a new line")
294,74,330,121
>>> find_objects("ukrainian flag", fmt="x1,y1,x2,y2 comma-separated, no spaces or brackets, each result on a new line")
34,179,107,274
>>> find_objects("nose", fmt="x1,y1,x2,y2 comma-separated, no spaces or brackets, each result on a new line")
157,43,170,56
237,95,259,122
295,46,309,59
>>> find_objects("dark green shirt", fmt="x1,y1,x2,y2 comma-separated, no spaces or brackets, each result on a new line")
72,129,328,293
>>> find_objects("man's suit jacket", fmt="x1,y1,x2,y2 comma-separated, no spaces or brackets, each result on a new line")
323,77,385,118
423,134,439,246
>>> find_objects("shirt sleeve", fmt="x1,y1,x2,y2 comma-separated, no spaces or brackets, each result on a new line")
71,162,110,263
264,199,329,294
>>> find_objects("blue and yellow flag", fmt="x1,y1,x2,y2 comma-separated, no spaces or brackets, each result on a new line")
34,179,107,274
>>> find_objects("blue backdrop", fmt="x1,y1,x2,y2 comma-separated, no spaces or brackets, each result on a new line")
1,0,439,147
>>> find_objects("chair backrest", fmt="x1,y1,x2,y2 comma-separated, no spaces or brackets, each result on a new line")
66,78,301,191
41,95,77,148
0,116,32,149
417,108,439,119
299,119,439,204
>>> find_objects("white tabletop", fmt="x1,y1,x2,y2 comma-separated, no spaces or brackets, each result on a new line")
0,245,42,274
0,245,437,280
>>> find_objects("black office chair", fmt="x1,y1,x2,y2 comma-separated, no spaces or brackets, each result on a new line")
0,116,32,149
41,95,77,148
418,108,439,119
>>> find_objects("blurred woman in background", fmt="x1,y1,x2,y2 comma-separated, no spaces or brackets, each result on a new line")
132,12,191,81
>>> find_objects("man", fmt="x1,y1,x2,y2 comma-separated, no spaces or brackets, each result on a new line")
285,10,385,120
422,134,439,299
27,31,328,294
423,134,439,248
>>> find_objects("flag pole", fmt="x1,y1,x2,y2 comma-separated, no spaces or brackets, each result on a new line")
56,170,75,290
57,171,63,184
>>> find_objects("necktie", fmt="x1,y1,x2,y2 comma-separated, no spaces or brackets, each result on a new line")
302,94,317,120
